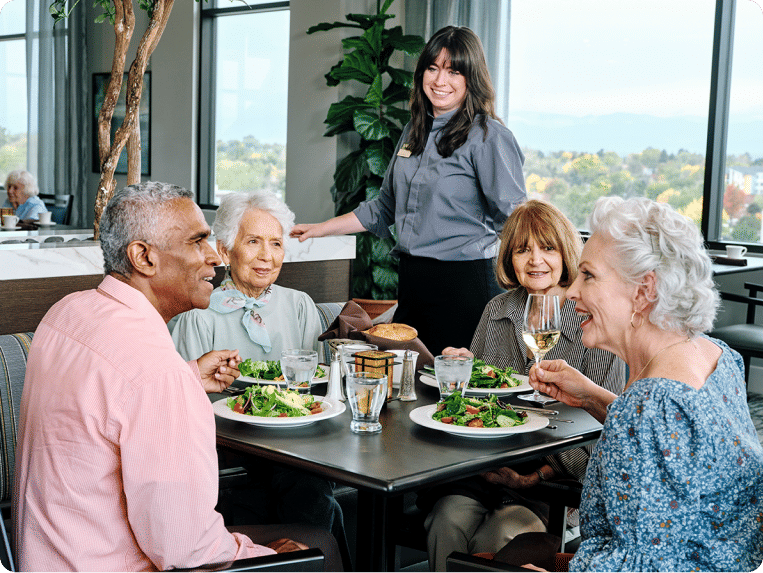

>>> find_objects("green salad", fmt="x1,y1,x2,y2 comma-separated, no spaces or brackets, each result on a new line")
227,385,324,417
468,359,522,389
238,359,326,380
432,391,528,428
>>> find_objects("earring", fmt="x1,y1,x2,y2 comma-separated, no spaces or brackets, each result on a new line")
630,311,643,328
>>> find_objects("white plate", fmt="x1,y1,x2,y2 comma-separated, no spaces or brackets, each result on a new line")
419,373,533,395
238,372,327,387
213,395,345,427
409,404,548,438
37,222,57,226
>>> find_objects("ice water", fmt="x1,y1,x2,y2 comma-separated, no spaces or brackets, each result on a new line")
280,350,318,392
346,372,387,433
434,356,473,398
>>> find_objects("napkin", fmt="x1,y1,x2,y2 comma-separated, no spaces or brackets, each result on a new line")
319,301,434,369
492,531,561,572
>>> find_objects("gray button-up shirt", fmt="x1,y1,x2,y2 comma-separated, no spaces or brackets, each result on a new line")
354,110,527,261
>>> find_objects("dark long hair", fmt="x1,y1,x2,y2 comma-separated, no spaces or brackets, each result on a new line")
407,26,499,158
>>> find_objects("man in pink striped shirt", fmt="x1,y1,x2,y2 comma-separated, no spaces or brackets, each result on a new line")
13,182,341,571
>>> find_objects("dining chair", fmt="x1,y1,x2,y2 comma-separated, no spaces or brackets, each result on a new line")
0,332,33,572
171,548,325,571
37,193,73,225
710,282,763,391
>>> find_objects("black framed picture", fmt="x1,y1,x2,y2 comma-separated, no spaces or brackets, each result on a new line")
92,71,151,175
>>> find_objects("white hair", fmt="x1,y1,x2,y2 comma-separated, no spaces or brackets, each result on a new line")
213,191,295,250
5,170,39,197
589,196,719,337
100,182,193,277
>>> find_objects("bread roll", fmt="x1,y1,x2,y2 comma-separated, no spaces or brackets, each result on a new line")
364,323,418,341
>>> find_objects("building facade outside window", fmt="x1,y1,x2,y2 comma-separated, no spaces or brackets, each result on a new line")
199,1,290,205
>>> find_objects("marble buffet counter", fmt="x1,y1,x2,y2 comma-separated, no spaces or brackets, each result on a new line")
0,232,355,335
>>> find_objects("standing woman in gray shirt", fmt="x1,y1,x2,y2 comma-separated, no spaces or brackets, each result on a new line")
291,26,527,354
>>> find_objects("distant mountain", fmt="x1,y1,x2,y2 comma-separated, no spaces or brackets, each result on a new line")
507,111,763,159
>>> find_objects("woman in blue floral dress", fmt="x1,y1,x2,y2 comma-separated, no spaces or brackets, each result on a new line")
529,196,763,572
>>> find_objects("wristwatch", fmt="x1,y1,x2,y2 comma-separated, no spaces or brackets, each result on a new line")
536,468,546,482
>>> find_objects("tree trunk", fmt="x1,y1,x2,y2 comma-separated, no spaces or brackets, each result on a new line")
93,0,175,239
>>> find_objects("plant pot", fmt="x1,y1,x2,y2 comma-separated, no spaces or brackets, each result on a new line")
352,298,397,320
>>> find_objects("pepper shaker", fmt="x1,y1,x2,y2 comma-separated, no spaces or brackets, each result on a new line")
325,347,345,402
397,350,418,401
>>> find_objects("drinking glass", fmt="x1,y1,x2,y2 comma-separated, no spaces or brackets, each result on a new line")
519,293,561,403
280,349,318,393
434,355,473,399
338,343,378,380
346,371,387,433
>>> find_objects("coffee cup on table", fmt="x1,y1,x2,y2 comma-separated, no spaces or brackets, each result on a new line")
726,245,747,259
2,214,19,229
38,211,52,225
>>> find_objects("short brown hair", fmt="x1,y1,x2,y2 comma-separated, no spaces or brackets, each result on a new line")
495,200,583,290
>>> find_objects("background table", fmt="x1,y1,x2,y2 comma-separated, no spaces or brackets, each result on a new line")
212,382,603,571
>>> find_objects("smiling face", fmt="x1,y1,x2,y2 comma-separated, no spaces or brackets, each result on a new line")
422,48,468,117
219,208,285,298
6,182,27,208
512,236,564,295
566,233,638,353
149,198,221,321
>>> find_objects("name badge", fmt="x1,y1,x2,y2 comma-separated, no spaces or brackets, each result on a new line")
397,144,411,158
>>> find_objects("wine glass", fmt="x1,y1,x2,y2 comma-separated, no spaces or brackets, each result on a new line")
518,293,561,403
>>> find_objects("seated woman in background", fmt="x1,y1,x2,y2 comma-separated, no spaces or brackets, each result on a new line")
171,191,350,568
529,196,763,571
3,170,48,221
421,200,625,571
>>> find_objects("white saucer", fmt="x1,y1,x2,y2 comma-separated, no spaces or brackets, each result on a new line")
37,222,56,227
1,226,21,231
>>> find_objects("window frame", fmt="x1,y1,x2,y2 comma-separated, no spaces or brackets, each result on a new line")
197,1,290,206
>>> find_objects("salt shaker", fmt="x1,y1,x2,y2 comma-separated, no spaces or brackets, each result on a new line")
325,347,345,402
397,350,417,401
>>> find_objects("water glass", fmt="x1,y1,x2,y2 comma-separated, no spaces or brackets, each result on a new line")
280,349,318,393
338,343,378,379
346,371,387,433
434,355,473,399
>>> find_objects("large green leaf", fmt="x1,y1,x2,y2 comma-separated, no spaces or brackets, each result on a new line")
308,21,364,34
384,26,427,56
342,36,373,54
365,180,381,201
362,22,383,55
387,67,414,88
371,236,395,264
372,264,399,292
331,51,378,84
364,75,384,108
380,0,396,14
346,13,394,28
382,82,411,105
384,105,412,126
333,150,366,198
365,139,395,177
354,110,390,141
326,96,370,127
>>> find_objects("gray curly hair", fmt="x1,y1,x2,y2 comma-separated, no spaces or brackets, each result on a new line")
213,191,294,250
5,170,39,197
100,182,193,277
588,196,719,337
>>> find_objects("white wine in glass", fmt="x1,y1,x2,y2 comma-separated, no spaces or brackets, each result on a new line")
519,293,561,403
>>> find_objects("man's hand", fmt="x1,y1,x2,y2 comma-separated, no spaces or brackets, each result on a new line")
482,466,536,489
197,349,241,393
266,538,309,553
442,347,474,358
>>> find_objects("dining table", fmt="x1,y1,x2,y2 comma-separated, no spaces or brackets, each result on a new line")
211,378,603,572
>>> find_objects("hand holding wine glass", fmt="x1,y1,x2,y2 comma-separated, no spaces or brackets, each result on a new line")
519,293,561,403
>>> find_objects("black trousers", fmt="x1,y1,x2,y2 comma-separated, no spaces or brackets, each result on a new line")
229,523,343,571
394,255,502,356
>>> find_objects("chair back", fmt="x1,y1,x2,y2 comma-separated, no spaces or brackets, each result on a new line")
37,194,73,225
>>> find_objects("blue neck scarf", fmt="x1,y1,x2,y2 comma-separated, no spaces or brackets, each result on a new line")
208,278,272,352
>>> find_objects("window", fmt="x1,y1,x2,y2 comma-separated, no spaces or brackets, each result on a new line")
199,1,290,205
508,0,714,231
0,0,27,183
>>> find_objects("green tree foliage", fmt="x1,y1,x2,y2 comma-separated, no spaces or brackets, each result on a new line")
308,0,425,300
0,129,27,182
215,137,285,198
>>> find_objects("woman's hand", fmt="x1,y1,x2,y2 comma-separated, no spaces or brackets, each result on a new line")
197,349,242,393
290,213,366,242
441,346,474,358
290,223,322,241
530,359,615,423
482,466,537,489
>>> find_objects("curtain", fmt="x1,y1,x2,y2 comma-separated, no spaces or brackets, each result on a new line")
26,1,88,227
405,0,512,122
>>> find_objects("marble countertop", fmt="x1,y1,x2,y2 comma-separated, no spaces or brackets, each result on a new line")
1,232,355,281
